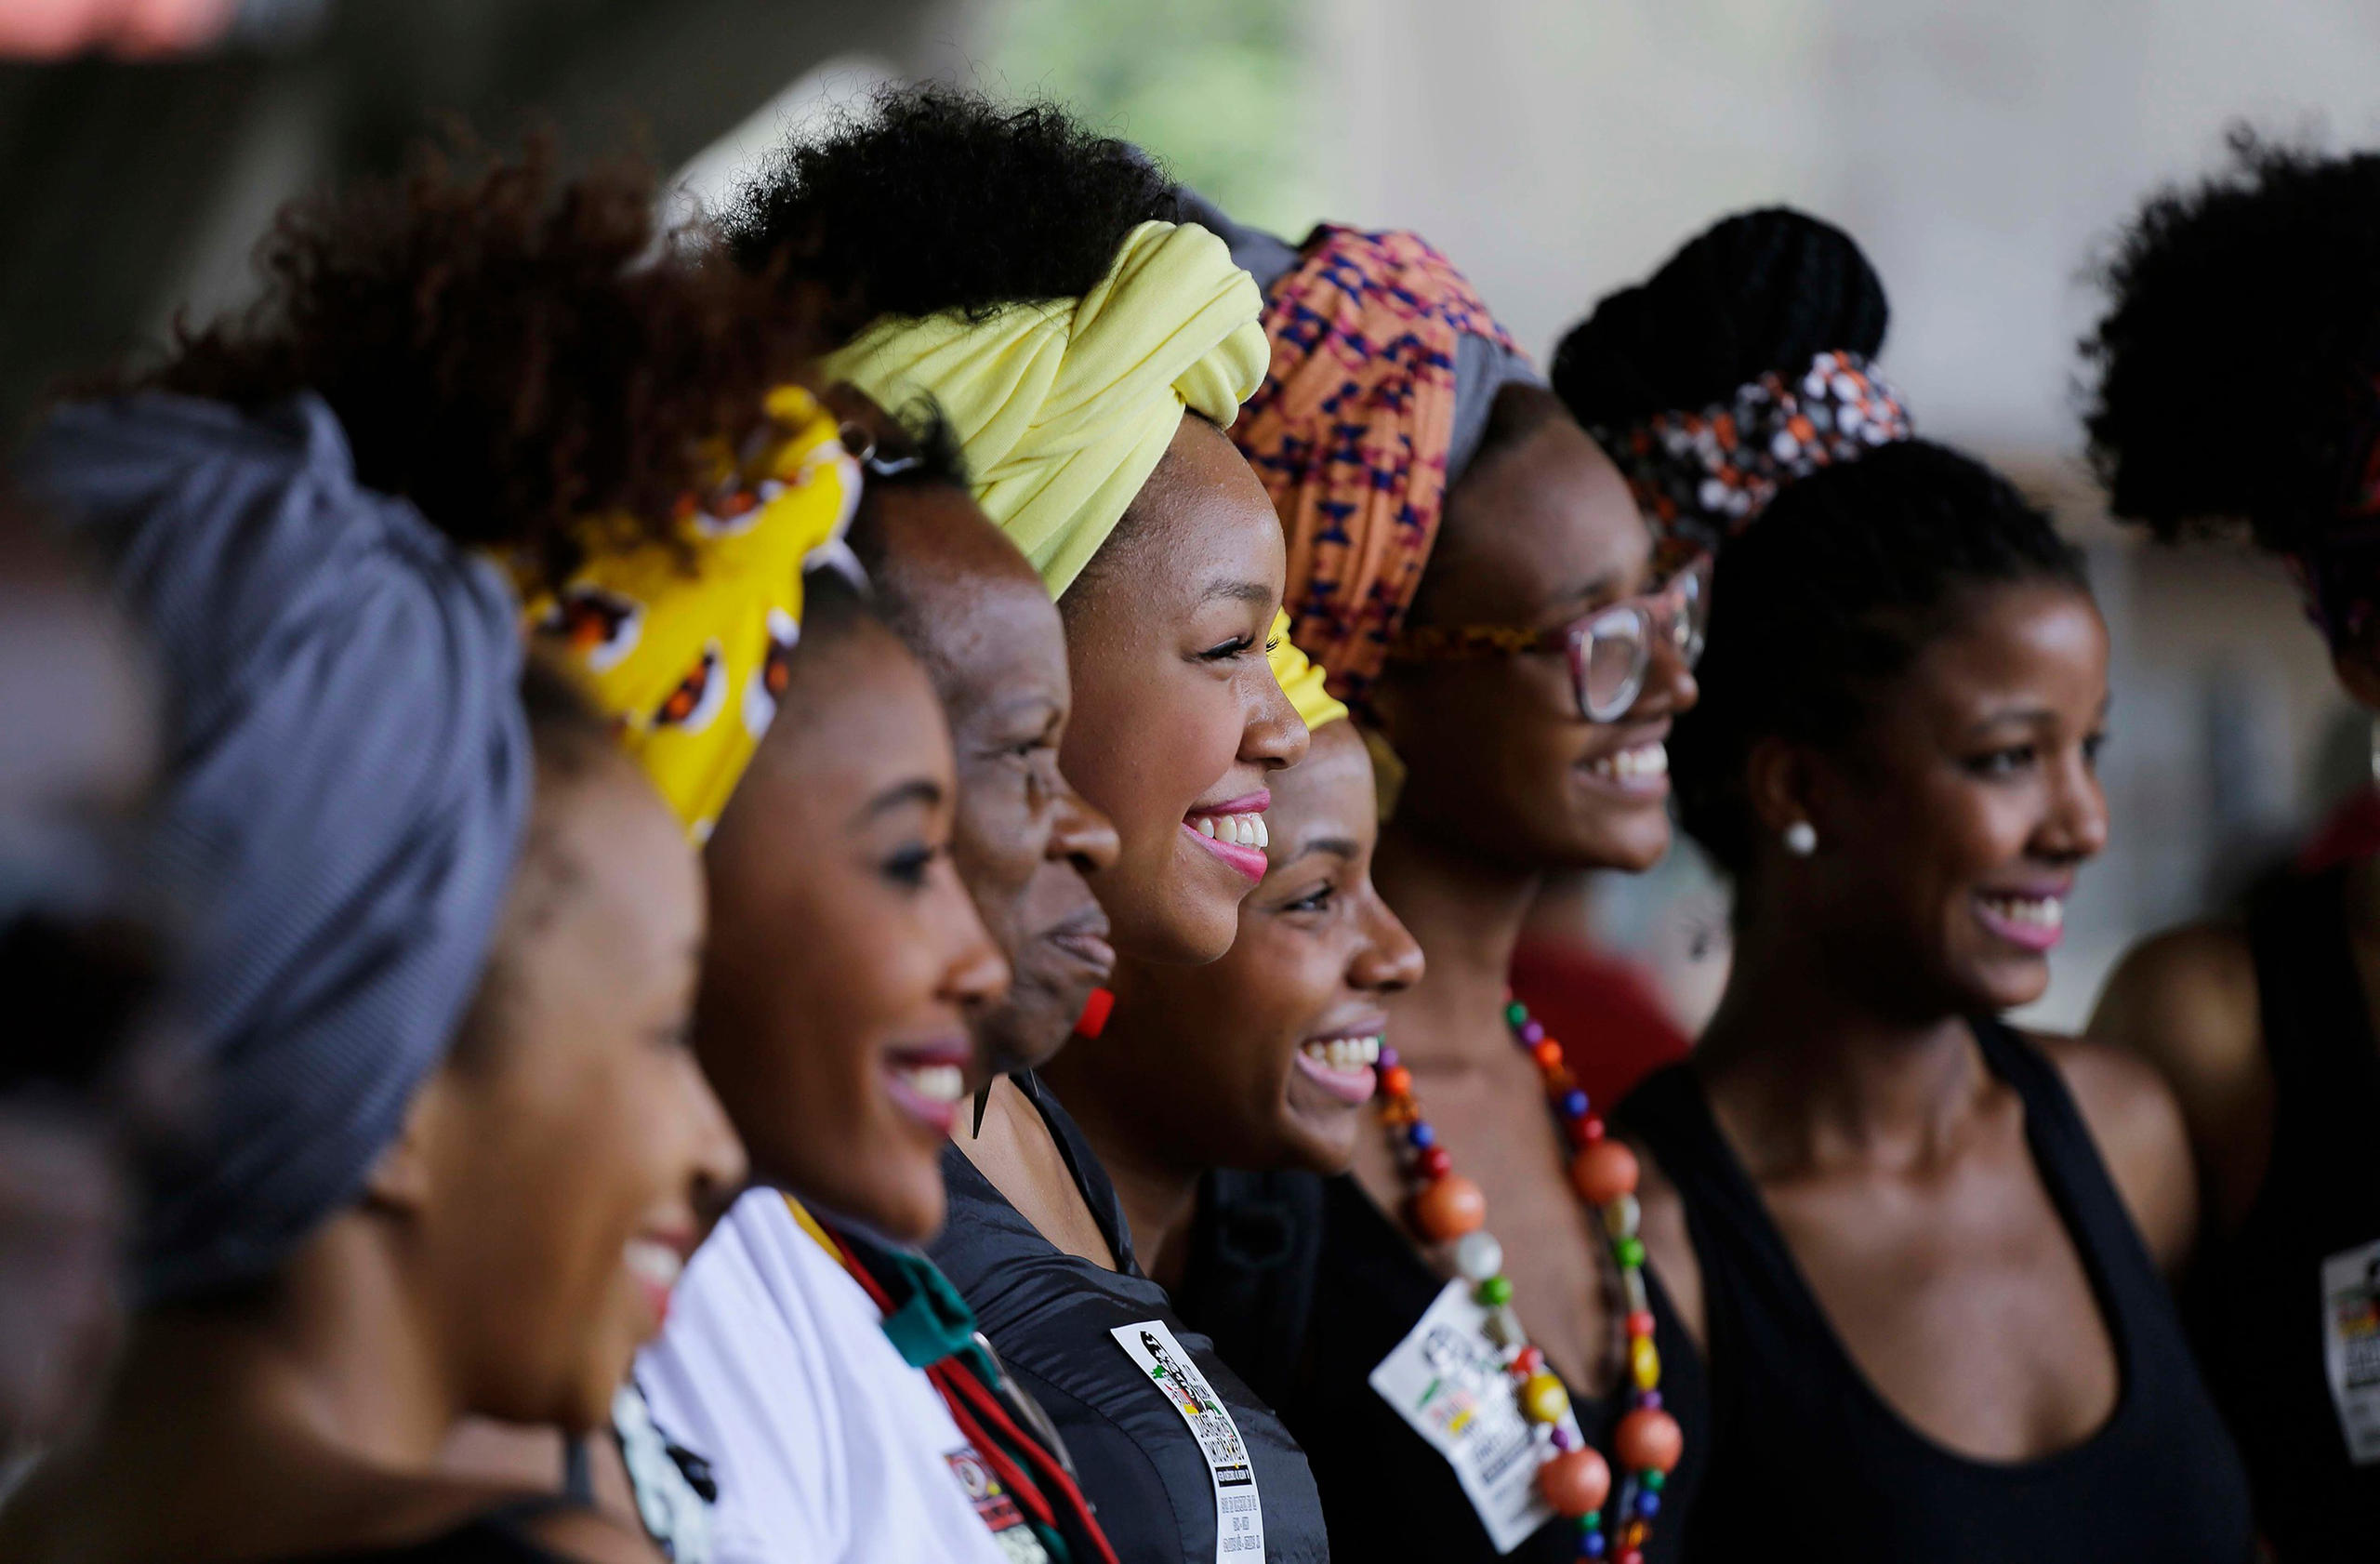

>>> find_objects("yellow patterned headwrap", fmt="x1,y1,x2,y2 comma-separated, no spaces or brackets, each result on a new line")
522,385,862,842
816,219,1269,599
1267,610,1347,731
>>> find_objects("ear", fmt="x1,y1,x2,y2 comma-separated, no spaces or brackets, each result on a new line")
1742,735,1820,842
358,1069,453,1216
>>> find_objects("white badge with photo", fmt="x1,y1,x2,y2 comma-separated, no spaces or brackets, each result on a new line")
2321,1238,2380,1464
1110,1320,1265,1561
1369,1279,1586,1553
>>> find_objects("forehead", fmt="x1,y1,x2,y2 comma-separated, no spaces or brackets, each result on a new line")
1421,410,1650,626
774,623,957,797
1267,721,1376,842
1104,416,1286,600
1894,583,2108,723
873,486,1067,715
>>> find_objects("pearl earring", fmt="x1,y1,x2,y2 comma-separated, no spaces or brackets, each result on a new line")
1783,820,1817,857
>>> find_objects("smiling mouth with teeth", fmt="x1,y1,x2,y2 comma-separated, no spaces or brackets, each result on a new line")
1299,1035,1382,1072
1583,741,1669,785
1193,812,1270,849
1975,892,2066,951
892,1062,967,1105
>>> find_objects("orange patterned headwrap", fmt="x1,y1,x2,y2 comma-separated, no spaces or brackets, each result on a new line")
1231,226,1527,703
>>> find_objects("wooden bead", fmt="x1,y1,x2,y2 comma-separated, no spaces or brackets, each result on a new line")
1534,1446,1611,1518
1569,1139,1640,1206
1521,1371,1570,1425
1630,1334,1661,1391
1410,1173,1487,1240
1614,1406,1684,1474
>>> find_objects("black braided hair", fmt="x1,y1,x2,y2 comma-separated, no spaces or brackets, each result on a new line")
2082,129,2380,554
1671,440,2089,878
1550,205,1888,431
724,84,1185,343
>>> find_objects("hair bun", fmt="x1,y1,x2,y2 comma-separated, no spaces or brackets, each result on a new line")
1551,206,1889,432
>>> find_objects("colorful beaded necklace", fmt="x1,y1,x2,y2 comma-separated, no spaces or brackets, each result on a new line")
1374,992,1684,1564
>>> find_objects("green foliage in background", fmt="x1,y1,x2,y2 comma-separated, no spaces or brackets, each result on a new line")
977,0,1318,236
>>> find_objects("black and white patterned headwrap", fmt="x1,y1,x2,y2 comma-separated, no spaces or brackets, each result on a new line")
1593,350,1912,553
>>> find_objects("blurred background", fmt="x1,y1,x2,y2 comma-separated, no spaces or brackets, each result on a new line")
7,0,2377,1032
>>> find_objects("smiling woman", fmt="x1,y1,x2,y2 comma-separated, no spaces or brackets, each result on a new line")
731,85,1310,972
1567,207,2254,1564
1168,204,1709,1564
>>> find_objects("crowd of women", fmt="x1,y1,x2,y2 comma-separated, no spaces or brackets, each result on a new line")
4,81,2379,1564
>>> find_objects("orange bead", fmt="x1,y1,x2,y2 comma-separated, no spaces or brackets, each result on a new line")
1531,1040,1563,1070
1379,1065,1413,1098
1534,1447,1611,1518
1614,1406,1684,1474
1410,1173,1487,1240
1570,1139,1640,1206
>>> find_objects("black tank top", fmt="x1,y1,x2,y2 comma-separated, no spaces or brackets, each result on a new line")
1617,1019,2253,1564
2198,866,2380,1558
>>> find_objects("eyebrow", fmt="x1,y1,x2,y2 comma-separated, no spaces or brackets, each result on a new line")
1202,578,1277,608
982,694,1063,731
856,775,945,824
1548,568,1631,612
1289,835,1361,864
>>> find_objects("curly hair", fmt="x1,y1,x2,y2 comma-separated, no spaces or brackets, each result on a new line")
2082,130,2380,553
722,83,1183,339
1670,441,2089,879
1550,205,1888,431
128,136,823,585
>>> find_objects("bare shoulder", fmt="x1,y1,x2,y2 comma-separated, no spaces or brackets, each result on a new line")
2085,921,2264,1103
2083,919,2276,1239
1626,1133,1705,1350
2031,1028,2200,1275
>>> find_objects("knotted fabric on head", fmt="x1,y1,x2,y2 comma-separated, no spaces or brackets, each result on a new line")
522,384,862,842
1594,350,1911,554
20,391,531,1302
815,219,1269,599
1266,609,1347,730
1229,225,1534,704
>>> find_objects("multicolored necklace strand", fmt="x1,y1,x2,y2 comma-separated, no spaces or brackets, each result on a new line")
1374,992,1684,1564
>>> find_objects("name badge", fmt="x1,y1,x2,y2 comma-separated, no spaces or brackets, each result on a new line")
2321,1238,2380,1464
1369,1279,1585,1553
1111,1320,1266,1560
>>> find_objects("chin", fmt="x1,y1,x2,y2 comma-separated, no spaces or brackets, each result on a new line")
1948,961,2050,1017
859,1174,948,1247
1288,1120,1360,1176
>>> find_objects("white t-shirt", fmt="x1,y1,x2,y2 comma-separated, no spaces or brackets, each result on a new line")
633,1188,1027,1564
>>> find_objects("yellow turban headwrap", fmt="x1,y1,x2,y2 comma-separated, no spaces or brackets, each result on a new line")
522,385,861,842
1267,609,1347,731
816,219,1269,599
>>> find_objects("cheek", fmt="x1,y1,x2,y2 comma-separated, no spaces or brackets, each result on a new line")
953,791,1040,941
1065,666,1238,830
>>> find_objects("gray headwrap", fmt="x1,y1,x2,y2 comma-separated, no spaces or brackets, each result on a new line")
1173,187,1542,485
21,392,532,1301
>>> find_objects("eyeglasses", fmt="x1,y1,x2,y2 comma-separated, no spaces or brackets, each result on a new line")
1390,553,1711,722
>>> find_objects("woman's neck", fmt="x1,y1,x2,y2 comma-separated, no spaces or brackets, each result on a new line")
113,1224,465,1474
1368,814,1544,1067
1697,909,1987,1176
954,1076,1118,1271
1046,1078,1204,1292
